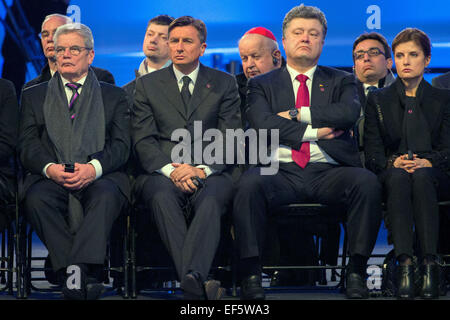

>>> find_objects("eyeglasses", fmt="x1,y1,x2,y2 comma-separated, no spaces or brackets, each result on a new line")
55,46,92,56
354,47,385,60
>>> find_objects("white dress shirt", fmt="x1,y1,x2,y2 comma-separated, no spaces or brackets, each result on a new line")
275,64,338,165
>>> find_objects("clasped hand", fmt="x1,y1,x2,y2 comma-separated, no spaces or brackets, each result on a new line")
46,163,96,190
393,154,432,173
170,163,206,194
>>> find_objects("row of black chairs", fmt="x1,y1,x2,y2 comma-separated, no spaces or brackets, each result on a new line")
1,184,449,299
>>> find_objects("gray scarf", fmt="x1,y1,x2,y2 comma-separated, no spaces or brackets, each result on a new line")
43,68,105,234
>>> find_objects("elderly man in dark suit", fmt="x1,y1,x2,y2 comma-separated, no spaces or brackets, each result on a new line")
232,4,382,300
132,16,241,300
19,23,130,300
23,14,114,90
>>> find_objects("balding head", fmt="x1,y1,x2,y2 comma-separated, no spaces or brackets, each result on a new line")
238,32,281,79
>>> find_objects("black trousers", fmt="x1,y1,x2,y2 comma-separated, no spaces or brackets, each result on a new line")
141,173,233,283
24,178,126,271
381,167,450,259
233,162,382,261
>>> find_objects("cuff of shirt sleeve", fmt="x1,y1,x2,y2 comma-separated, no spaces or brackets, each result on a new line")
157,164,176,179
43,163,55,178
196,165,215,177
300,108,312,124
88,159,103,179
302,125,318,142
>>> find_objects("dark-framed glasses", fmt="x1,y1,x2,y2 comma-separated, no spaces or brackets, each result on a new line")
354,47,385,60
55,45,92,56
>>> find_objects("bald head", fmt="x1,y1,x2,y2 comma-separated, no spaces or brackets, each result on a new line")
238,33,281,79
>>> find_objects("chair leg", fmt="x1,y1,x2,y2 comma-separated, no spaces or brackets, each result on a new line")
122,217,129,299
130,215,137,299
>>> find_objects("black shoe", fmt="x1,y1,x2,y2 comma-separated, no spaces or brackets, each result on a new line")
86,277,105,300
240,275,265,300
420,264,439,299
396,265,415,300
181,272,205,300
345,272,368,299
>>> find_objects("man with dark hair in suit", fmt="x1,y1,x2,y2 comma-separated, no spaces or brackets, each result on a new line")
123,14,174,97
0,79,19,230
352,32,395,112
19,23,130,300
232,4,382,300
132,16,241,300
23,14,115,90
432,71,450,89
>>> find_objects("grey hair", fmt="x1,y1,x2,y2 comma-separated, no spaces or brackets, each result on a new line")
282,4,327,38
54,23,94,49
41,14,72,31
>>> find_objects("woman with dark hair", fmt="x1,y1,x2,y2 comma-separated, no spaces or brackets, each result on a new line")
364,28,450,299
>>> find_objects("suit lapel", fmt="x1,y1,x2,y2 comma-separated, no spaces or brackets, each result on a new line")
274,68,295,112
311,66,331,108
187,64,213,119
159,67,187,119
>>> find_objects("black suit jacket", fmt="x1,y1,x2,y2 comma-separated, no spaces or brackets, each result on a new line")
364,78,450,175
23,64,115,90
132,64,241,195
432,71,450,89
0,78,19,199
18,81,131,201
247,65,361,167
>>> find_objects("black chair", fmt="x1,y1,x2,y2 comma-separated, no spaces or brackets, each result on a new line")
0,194,19,296
128,203,236,299
257,203,348,292
16,205,131,299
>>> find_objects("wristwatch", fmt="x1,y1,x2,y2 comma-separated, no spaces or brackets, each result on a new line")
289,108,299,122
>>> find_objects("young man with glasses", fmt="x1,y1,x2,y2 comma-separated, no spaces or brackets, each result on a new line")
352,32,395,110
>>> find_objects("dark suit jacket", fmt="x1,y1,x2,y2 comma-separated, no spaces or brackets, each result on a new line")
18,81,131,201
432,71,450,89
364,78,450,175
247,65,361,167
23,64,115,90
0,78,19,200
356,72,396,111
132,63,242,195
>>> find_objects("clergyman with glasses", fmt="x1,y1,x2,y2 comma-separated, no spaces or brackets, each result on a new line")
23,14,115,89
18,23,131,300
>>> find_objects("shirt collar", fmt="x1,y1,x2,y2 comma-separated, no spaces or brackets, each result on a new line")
286,64,317,84
138,58,172,76
363,82,379,90
61,74,88,87
172,63,200,86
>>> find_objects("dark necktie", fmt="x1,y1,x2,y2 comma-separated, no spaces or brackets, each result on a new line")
181,76,191,113
65,82,82,121
366,85,377,96
291,74,310,168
